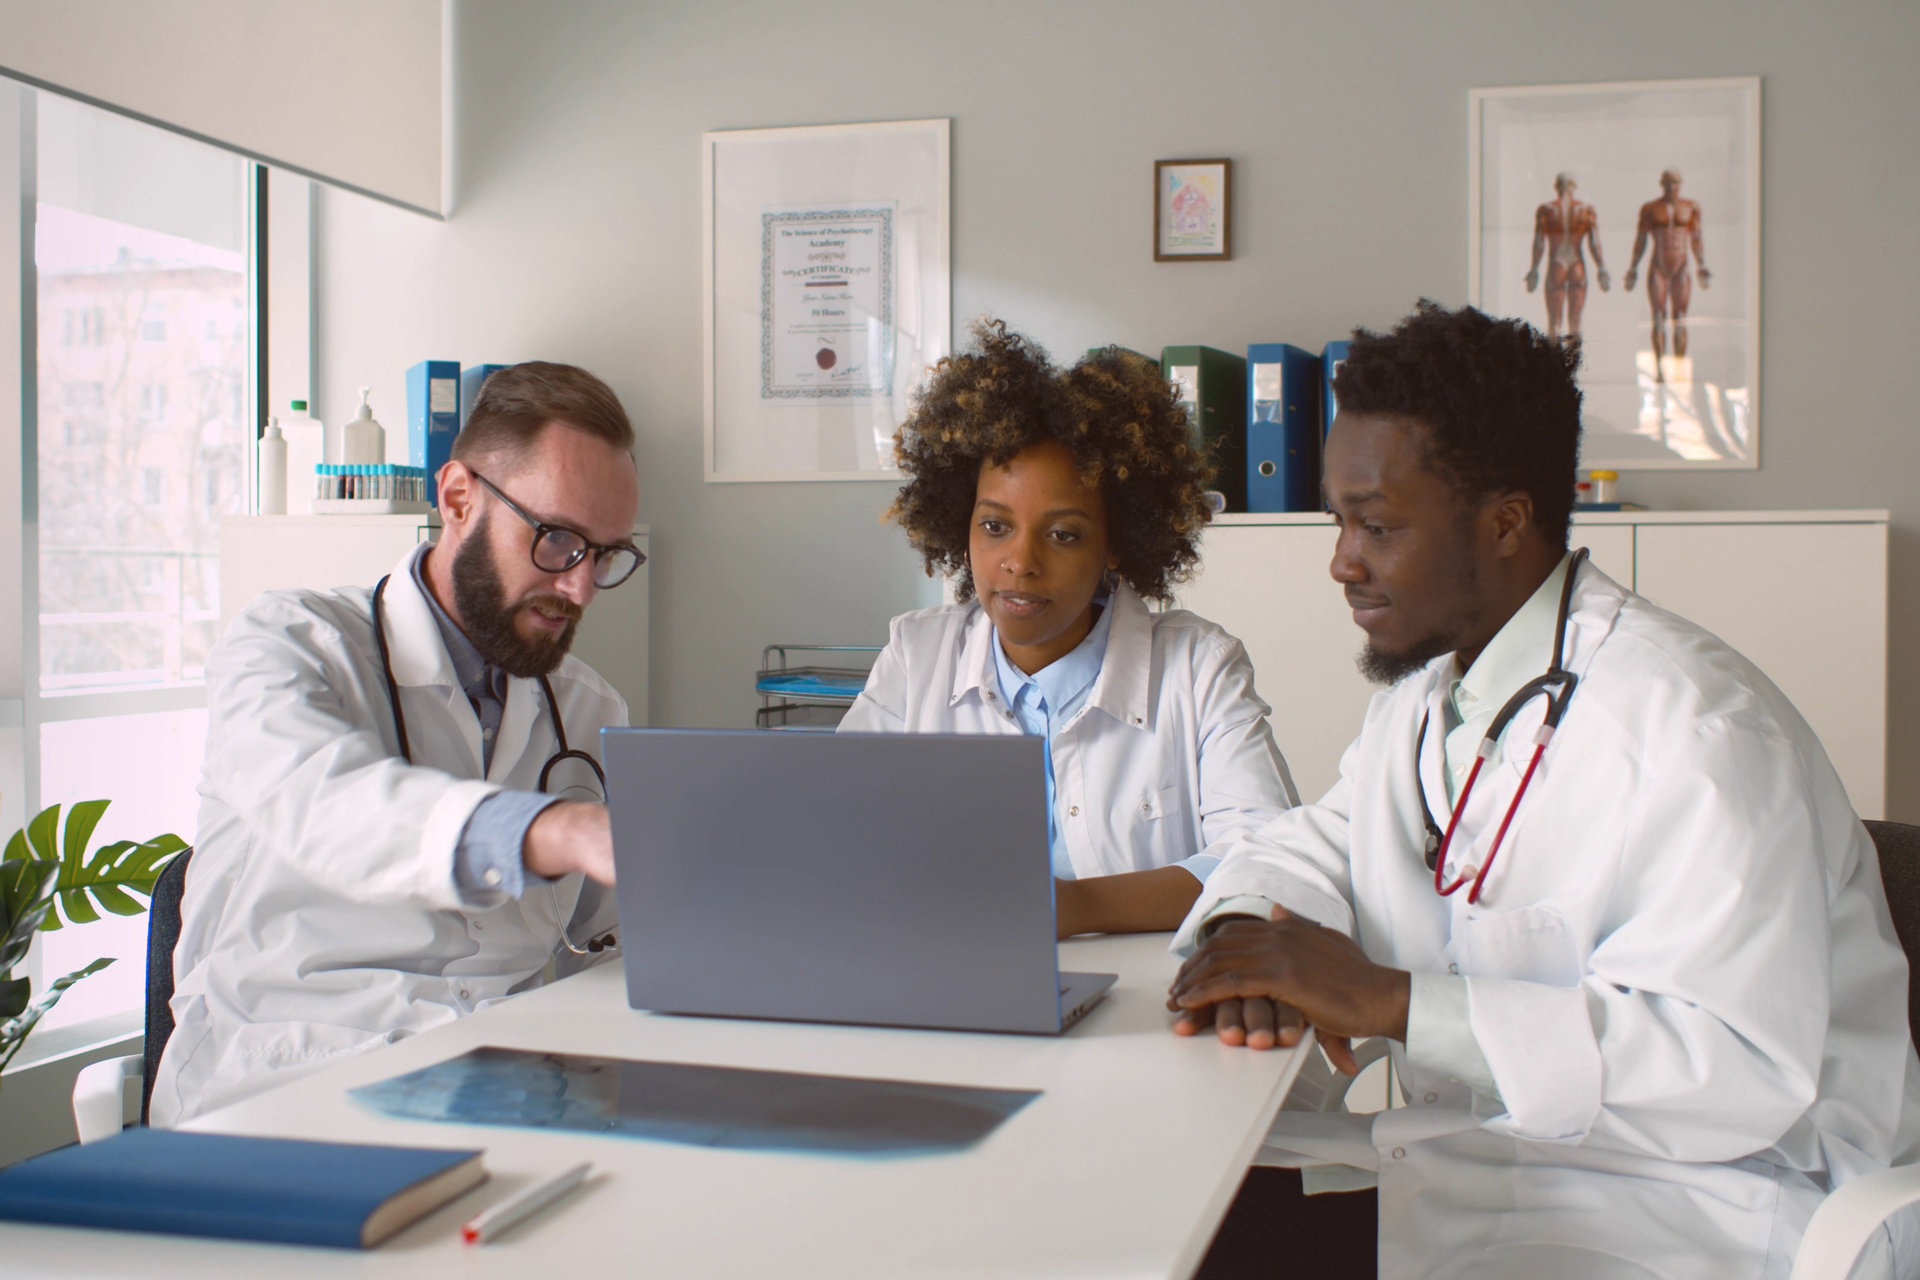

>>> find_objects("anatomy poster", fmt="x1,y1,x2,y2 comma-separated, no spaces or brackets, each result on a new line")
1472,79,1758,470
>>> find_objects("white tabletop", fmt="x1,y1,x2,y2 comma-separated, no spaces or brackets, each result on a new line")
1,933,1306,1279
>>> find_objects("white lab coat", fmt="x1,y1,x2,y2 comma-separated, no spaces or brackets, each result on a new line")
839,583,1296,879
151,545,627,1126
1176,563,1920,1280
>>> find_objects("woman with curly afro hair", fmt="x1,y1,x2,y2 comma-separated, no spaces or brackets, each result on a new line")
840,321,1297,937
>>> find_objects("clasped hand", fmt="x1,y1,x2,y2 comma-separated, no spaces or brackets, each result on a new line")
1166,906,1411,1075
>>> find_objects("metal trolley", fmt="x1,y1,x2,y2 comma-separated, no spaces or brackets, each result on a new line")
755,644,882,731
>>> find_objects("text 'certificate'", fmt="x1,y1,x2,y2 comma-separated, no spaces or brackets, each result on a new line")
760,206,896,400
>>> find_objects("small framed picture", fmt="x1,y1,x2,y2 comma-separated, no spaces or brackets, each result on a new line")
1155,159,1231,261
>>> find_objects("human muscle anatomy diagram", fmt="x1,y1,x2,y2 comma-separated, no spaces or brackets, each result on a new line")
1524,173,1610,343
1624,170,1711,379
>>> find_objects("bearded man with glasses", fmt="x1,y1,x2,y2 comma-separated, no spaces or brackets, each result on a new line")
154,362,645,1125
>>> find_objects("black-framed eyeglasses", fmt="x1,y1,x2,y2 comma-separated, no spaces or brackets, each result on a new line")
470,470,645,589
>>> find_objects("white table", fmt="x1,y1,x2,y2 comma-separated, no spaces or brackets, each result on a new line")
1,934,1306,1278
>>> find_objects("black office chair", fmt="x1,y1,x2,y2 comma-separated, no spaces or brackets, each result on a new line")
70,848,191,1141
1865,821,1920,1050
1782,820,1920,1280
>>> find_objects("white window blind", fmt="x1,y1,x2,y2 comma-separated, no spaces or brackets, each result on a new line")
0,0,443,215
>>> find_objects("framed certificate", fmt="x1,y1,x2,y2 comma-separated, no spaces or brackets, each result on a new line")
703,119,951,482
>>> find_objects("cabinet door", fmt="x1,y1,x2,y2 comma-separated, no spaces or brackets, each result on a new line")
1176,524,1375,804
1634,523,1886,819
218,516,434,637
1572,524,1635,590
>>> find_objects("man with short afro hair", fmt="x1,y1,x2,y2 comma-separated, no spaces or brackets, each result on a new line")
1177,301,1920,1279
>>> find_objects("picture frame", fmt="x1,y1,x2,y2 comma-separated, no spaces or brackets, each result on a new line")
1154,159,1231,262
1469,77,1761,471
702,118,951,482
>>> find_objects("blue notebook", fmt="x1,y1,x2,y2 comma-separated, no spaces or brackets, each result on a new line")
0,1128,486,1249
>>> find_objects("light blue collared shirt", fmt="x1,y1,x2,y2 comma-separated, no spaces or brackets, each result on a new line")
409,551,559,903
989,583,1129,880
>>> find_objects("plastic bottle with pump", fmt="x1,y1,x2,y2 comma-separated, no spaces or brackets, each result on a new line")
256,418,288,515
342,387,387,466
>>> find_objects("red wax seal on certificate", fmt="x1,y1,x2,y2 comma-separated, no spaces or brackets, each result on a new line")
816,348,837,370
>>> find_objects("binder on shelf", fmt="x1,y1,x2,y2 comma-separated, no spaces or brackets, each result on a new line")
1245,344,1324,513
406,360,461,506
460,363,511,429
1321,341,1351,437
1160,345,1248,512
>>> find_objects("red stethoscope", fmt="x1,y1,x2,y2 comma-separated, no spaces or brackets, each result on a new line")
1416,549,1588,905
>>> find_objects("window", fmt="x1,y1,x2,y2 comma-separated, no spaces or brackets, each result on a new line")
65,306,104,346
25,89,249,1031
35,711,209,1027
138,381,169,428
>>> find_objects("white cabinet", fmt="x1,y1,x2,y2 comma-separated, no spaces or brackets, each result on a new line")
218,515,651,725
1174,511,1888,819
1634,520,1886,820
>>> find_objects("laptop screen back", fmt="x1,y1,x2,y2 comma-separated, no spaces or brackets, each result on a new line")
604,729,1062,1033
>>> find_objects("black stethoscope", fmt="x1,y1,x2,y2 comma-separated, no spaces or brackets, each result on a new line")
372,574,614,954
1415,548,1588,906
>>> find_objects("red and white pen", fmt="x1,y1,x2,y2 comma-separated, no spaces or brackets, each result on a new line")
461,1162,592,1244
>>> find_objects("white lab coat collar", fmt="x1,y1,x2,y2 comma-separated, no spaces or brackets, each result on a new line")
948,580,1153,732
379,543,539,778
1086,583,1154,732
1417,555,1624,822
381,543,462,691
1452,552,1572,720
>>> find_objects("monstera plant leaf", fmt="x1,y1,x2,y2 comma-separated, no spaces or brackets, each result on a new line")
0,957,115,1075
0,801,179,1086
2,801,187,930
0,858,59,980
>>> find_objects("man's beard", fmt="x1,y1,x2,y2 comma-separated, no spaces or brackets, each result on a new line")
1357,634,1453,686
451,516,582,678
1354,548,1481,687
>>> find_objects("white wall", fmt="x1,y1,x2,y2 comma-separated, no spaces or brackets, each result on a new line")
316,0,1920,818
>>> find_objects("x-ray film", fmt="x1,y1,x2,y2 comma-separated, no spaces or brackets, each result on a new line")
351,1046,1039,1157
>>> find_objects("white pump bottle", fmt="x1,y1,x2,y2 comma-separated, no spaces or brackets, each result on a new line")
341,387,387,466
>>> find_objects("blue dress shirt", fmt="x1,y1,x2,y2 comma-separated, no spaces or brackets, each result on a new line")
990,591,1115,880
408,552,559,903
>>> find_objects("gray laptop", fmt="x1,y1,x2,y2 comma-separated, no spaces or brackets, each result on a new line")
603,729,1116,1035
